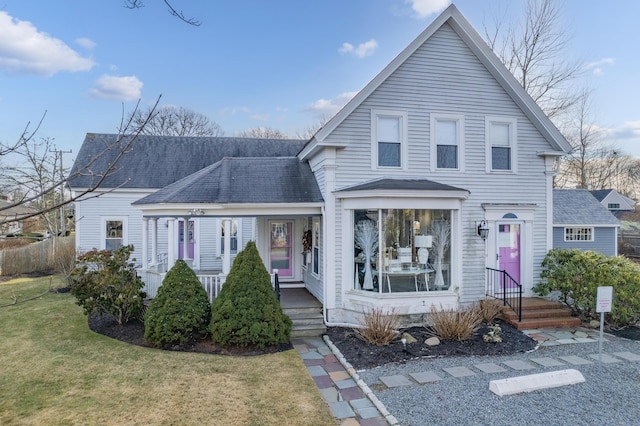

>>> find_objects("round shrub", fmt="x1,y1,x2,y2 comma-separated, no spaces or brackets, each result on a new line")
210,241,292,348
144,260,211,347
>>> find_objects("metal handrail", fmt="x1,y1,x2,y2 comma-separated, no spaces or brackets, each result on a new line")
485,267,522,322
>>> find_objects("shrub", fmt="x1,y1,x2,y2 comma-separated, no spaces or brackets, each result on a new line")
70,245,145,325
477,298,504,324
144,260,211,347
355,307,399,346
534,249,640,328
210,241,291,348
429,304,482,341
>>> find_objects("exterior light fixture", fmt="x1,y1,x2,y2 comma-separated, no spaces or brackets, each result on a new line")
477,220,489,241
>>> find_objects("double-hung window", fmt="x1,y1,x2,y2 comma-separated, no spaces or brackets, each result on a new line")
220,219,239,254
102,217,127,251
486,117,517,172
431,113,464,171
371,110,407,169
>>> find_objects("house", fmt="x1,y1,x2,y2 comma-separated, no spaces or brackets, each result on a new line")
68,5,571,325
553,189,620,256
0,199,40,236
590,189,635,217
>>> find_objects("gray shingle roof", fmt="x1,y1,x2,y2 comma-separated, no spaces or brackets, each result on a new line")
336,178,468,193
133,157,323,205
67,133,307,189
589,189,614,202
553,189,620,225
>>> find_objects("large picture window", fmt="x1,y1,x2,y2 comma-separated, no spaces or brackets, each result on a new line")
353,209,451,293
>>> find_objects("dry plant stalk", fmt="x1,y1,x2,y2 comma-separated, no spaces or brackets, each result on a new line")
477,298,504,323
355,307,400,346
429,304,482,341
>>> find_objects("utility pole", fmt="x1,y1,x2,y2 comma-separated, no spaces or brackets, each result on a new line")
49,148,72,236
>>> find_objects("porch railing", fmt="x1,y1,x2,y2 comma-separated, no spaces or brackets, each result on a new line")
140,270,279,303
485,267,522,322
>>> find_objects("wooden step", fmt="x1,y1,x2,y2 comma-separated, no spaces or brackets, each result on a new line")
501,297,582,330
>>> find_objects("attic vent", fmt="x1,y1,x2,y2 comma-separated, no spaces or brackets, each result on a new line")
502,213,518,219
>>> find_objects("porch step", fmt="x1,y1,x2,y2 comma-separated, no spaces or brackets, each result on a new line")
501,297,582,330
283,307,326,338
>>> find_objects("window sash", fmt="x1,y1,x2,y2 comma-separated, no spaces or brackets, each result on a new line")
564,227,593,241
491,146,511,170
437,145,458,169
378,142,401,167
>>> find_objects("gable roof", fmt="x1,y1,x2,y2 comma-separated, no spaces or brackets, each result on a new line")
553,189,620,226
336,177,467,193
133,157,323,205
68,133,307,190
589,189,614,202
300,4,571,159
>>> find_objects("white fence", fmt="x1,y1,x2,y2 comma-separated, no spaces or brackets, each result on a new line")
139,270,277,303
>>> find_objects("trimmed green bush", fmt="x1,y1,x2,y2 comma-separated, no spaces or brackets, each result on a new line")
210,241,291,348
144,260,211,347
534,249,640,328
70,245,145,325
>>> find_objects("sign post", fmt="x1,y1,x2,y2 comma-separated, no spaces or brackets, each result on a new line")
596,286,613,363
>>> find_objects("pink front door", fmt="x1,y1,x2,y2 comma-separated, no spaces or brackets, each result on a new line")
498,223,520,287
178,220,194,259
270,222,293,278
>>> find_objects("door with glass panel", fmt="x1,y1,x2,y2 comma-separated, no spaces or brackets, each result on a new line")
269,221,293,277
178,220,194,259
497,223,520,287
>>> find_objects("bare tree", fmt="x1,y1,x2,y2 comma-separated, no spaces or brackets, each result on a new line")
237,127,289,139
295,119,328,140
485,0,584,119
128,105,224,137
0,98,162,230
123,0,200,26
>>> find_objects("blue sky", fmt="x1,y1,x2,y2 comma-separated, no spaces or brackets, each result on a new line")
1,0,640,166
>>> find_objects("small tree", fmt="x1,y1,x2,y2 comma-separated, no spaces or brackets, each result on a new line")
210,241,291,348
70,245,145,325
144,260,211,347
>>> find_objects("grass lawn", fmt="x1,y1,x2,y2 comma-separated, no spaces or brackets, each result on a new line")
0,275,336,425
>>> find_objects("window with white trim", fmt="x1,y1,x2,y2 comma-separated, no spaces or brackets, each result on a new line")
371,110,407,169
486,117,517,172
220,219,239,254
431,113,464,171
564,227,593,242
101,217,127,251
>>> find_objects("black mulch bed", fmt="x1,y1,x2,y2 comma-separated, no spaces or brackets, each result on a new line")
326,320,538,370
608,326,640,341
88,313,292,356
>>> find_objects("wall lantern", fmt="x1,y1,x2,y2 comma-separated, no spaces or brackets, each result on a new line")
477,220,489,241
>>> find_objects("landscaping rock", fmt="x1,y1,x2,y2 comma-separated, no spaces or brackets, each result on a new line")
402,332,417,344
425,336,441,346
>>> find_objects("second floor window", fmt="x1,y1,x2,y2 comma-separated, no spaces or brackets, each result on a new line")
431,113,464,171
372,110,407,169
486,117,517,172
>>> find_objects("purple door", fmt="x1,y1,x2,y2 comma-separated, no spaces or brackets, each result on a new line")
498,223,520,287
178,220,194,259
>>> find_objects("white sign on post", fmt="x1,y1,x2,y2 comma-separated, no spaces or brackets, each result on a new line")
596,286,613,363
596,286,613,313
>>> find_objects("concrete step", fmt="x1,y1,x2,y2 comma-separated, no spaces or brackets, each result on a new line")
291,323,327,338
283,307,323,316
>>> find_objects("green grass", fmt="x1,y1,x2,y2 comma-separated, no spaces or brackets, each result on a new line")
0,275,336,425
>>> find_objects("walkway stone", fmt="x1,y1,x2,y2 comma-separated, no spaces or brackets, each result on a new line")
588,353,623,363
380,374,414,388
503,360,536,370
530,357,565,367
409,370,443,383
612,351,640,361
443,366,475,377
473,362,507,373
558,355,593,365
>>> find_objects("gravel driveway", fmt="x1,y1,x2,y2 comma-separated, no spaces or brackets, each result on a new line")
358,337,640,425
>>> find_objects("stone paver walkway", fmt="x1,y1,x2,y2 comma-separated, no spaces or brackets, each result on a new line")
293,326,627,426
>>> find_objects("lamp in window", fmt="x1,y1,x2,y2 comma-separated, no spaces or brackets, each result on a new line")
477,220,489,241
415,235,432,265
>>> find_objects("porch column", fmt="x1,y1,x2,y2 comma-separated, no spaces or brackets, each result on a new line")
167,218,176,269
182,216,191,261
150,218,158,265
141,217,149,269
222,218,231,274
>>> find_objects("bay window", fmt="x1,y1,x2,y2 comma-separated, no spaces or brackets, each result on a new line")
353,209,451,293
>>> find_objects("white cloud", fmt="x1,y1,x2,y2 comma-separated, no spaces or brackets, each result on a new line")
338,39,378,58
601,121,640,157
88,75,142,101
306,92,358,118
405,0,451,19
584,57,615,75
250,114,269,122
0,11,95,76
75,37,96,50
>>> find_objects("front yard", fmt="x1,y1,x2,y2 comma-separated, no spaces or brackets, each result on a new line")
0,275,335,425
